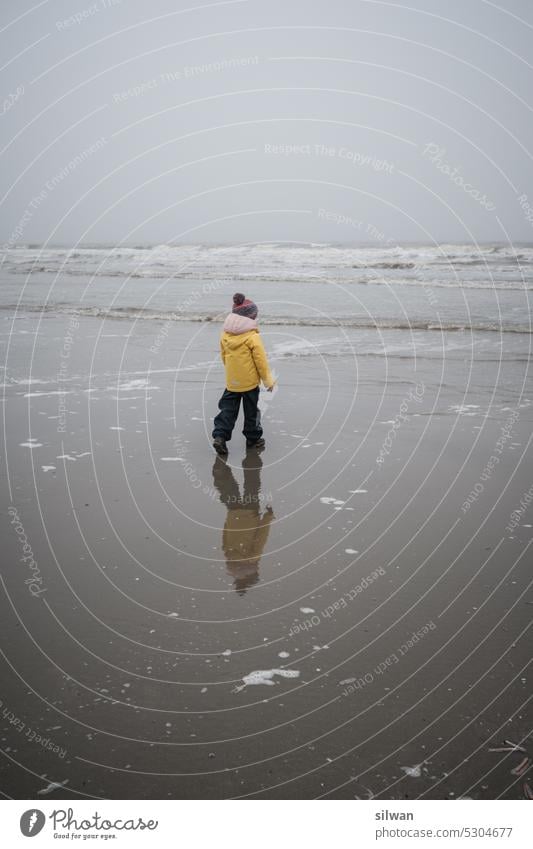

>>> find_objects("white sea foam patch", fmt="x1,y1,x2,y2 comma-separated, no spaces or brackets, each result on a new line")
15,378,54,385
448,404,481,416
24,390,74,398
110,394,153,401
112,378,159,391
38,779,69,795
300,607,315,614
160,457,186,462
401,765,422,778
320,497,345,506
19,439,43,448
233,668,300,692
272,336,347,358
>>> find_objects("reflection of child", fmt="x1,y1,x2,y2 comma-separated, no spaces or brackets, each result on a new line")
212,455,274,595
212,294,275,455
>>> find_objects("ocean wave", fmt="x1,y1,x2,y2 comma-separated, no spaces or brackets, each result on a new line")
3,263,531,290
3,243,533,277
3,303,530,333
353,261,416,269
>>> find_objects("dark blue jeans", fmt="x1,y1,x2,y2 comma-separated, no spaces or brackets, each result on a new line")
212,386,263,442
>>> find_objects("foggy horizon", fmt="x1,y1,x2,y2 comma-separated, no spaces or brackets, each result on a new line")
2,0,533,248
13,238,533,248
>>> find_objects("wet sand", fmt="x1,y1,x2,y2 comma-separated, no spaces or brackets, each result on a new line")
1,313,532,799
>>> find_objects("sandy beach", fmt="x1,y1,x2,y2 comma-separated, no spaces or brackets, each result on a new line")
1,303,531,799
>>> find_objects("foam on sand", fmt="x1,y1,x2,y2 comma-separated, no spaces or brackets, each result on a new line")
38,779,69,795
24,390,73,398
233,668,300,692
113,378,158,391
400,765,422,778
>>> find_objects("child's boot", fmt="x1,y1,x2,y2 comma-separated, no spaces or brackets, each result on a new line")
213,437,228,455
246,437,265,450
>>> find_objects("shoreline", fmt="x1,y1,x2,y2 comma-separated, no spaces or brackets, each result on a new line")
2,303,532,335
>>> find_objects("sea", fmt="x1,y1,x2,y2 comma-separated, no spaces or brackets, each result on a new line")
1,242,531,382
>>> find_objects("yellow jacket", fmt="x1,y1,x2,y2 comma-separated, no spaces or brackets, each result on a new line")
220,314,275,392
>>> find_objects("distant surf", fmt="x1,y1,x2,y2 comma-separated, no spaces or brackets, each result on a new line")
2,242,531,337
2,242,533,291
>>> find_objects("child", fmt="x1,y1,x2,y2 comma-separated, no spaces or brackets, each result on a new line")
212,293,275,455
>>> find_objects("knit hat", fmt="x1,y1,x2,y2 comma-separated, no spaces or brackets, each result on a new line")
232,293,258,320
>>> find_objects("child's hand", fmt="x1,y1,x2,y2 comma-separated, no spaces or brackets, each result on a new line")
267,385,274,392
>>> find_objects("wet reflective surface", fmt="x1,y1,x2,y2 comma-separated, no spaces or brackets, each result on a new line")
1,315,532,799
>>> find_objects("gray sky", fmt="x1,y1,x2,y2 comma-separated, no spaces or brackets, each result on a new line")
1,0,533,246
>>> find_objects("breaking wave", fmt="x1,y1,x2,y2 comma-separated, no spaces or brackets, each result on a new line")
2,243,533,291
3,303,531,334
